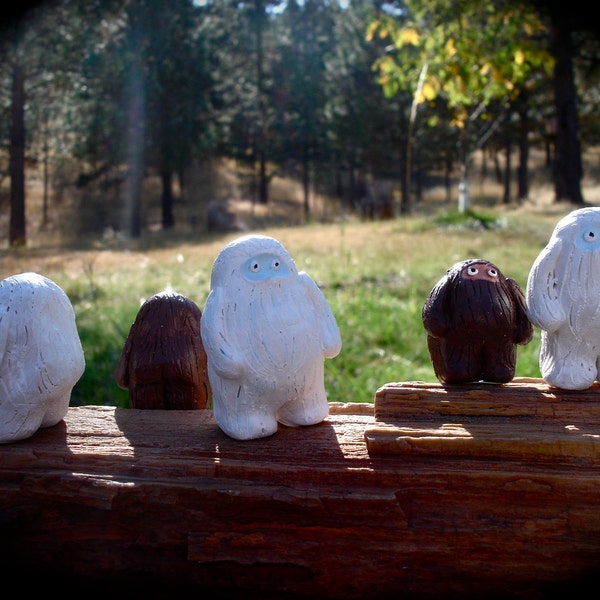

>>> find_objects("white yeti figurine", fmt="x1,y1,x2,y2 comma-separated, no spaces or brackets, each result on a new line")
526,207,600,390
0,272,85,443
201,234,342,440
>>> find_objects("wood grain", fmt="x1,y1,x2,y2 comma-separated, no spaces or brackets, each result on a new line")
367,377,600,462
1,383,600,598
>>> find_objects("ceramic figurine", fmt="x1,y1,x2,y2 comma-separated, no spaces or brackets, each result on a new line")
526,207,600,390
0,272,85,443
201,234,342,440
422,259,533,385
115,291,210,409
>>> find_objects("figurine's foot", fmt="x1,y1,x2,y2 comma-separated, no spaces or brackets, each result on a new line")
542,371,596,391
215,410,278,441
540,357,598,390
277,395,329,427
40,393,71,428
481,371,514,384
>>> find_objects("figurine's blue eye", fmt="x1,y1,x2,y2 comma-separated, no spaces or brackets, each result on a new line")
576,225,600,250
250,261,260,272
272,260,281,270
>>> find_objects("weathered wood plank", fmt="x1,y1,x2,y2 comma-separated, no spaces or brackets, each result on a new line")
366,377,600,463
374,377,600,419
1,387,600,598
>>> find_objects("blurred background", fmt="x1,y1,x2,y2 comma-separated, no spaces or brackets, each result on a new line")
1,0,599,249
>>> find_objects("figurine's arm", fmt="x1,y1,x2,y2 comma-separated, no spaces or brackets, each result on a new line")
200,288,244,379
422,276,450,338
299,272,342,358
526,241,567,332
506,278,534,345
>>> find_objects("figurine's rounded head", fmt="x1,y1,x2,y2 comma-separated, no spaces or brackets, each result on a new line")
137,291,201,332
210,235,298,289
446,258,503,285
0,272,76,327
458,259,501,283
551,207,600,252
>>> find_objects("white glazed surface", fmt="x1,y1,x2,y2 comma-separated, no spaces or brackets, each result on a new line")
201,235,342,440
526,207,600,390
0,272,85,443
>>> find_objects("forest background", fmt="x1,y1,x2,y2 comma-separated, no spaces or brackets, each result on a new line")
1,0,600,407
2,0,600,244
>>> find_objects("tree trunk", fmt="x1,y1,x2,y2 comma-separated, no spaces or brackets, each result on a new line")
353,165,363,211
493,145,502,184
42,118,49,227
399,136,410,215
258,149,268,204
444,152,452,204
517,91,529,202
125,56,145,238
503,132,512,204
458,164,469,213
415,167,423,203
457,130,469,212
254,0,268,205
302,144,310,221
549,13,584,204
9,62,26,247
161,169,175,229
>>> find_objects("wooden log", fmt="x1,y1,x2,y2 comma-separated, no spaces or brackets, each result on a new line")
1,381,599,598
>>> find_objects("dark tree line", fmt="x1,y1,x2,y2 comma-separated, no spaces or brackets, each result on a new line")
1,0,599,246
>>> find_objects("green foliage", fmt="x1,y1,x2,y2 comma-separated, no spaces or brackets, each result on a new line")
70,318,130,408
327,285,435,402
368,0,554,125
429,208,504,230
64,281,136,408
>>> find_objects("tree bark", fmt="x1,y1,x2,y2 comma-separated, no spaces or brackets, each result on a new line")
125,15,146,238
254,0,269,204
161,169,175,229
9,61,26,247
549,13,584,204
503,131,512,204
302,143,310,220
517,91,530,202
399,133,410,214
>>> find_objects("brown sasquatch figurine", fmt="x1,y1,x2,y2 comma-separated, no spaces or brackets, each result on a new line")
115,291,210,409
422,259,533,385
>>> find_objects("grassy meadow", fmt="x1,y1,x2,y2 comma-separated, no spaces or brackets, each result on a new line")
0,192,579,407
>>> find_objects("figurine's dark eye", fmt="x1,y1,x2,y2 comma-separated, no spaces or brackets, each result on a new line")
583,230,597,243
487,267,498,278
244,253,290,281
467,266,479,276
